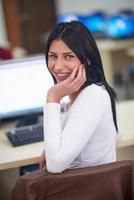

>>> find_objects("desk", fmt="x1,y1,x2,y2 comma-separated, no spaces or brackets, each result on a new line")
0,122,44,171
0,100,134,171
96,39,134,86
0,100,134,200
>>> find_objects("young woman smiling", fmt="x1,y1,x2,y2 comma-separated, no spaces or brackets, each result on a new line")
39,21,118,173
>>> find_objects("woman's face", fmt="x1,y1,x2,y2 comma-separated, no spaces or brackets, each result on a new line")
48,39,81,82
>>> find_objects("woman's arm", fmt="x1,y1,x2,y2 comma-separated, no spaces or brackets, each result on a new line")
44,86,105,173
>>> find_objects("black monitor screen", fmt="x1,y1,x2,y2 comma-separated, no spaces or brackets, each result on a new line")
0,55,53,119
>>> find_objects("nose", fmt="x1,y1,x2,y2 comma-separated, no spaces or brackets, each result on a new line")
54,58,64,71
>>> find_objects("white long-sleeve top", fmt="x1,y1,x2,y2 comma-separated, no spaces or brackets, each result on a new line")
44,84,117,173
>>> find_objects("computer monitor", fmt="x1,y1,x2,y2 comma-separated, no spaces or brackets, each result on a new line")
0,55,54,121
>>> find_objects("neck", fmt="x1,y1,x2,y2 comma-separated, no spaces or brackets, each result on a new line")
69,91,80,105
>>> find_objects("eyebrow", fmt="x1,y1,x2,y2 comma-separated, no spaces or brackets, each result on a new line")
48,51,74,55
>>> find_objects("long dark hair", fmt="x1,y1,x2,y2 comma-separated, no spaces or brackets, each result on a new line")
45,21,118,132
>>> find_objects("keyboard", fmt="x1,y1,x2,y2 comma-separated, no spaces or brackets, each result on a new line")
6,123,44,147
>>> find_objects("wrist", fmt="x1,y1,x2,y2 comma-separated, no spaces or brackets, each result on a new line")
46,92,61,103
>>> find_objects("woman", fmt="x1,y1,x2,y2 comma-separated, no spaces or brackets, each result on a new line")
39,21,118,173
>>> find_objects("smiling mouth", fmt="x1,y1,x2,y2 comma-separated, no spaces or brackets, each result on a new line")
55,73,71,81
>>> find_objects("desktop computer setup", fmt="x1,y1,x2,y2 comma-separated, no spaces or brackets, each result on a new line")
0,55,69,147
0,55,72,177
0,55,53,146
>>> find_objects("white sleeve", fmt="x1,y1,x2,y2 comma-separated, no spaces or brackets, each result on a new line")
44,87,105,173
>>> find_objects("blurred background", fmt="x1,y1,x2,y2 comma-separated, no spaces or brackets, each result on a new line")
0,1,134,199
0,0,134,101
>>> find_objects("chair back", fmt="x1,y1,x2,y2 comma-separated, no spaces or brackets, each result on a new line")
11,160,134,200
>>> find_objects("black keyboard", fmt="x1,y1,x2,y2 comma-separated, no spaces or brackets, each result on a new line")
6,123,44,147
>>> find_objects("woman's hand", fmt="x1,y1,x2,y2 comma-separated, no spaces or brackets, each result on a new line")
39,150,46,169
46,64,86,103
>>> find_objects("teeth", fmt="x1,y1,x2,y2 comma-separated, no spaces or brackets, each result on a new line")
57,73,70,77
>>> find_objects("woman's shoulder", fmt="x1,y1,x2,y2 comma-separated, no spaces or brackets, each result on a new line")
81,84,109,100
76,84,111,111
75,84,110,111
68,84,110,112
69,84,110,115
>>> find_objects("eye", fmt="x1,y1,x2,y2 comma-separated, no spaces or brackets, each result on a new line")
65,55,75,60
48,54,57,60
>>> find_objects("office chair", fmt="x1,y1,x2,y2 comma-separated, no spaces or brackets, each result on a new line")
11,160,134,200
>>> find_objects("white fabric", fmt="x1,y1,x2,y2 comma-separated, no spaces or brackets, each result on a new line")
43,84,117,173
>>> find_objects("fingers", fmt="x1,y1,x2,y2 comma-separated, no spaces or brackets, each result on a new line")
57,64,86,96
65,64,86,92
82,64,86,82
72,64,86,89
77,64,83,80
67,67,78,82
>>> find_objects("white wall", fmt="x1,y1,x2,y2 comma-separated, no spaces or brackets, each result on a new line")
56,0,134,15
0,0,8,46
